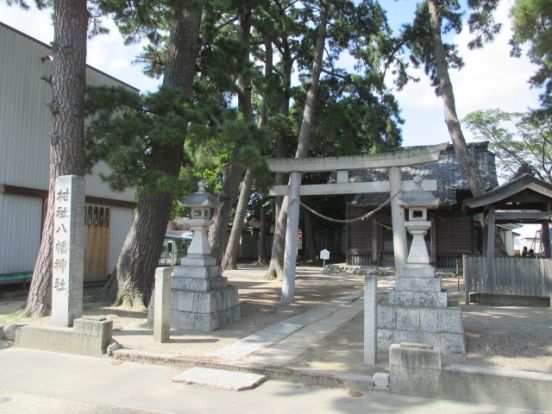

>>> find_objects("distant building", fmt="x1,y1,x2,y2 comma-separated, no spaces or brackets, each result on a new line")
0,22,136,284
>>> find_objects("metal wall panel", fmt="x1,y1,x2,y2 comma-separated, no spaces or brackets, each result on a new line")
0,23,137,276
0,22,135,201
0,194,42,274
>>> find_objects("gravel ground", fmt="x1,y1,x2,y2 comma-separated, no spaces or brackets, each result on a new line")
1,268,550,374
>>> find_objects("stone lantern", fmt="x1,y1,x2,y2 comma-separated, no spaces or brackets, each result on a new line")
179,180,220,266
171,181,241,331
376,175,466,354
398,176,439,266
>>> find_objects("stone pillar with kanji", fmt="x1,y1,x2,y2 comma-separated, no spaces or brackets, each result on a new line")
51,175,85,327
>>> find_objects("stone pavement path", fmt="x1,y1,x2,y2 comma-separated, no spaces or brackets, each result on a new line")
0,348,549,414
207,294,363,366
172,367,266,391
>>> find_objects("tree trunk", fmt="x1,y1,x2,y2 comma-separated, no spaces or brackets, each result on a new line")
267,3,328,282
114,6,202,308
115,193,172,308
222,169,253,270
428,0,485,197
265,196,289,279
265,39,293,279
257,202,268,264
209,11,252,264
24,0,88,317
258,35,273,129
223,31,273,269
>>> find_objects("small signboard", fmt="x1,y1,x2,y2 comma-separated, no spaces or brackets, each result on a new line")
320,249,330,268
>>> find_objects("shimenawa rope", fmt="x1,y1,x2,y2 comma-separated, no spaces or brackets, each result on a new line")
296,190,401,224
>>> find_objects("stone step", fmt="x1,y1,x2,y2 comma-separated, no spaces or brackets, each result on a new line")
172,367,266,391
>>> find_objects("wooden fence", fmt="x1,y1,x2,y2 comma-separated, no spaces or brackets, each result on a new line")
463,255,552,303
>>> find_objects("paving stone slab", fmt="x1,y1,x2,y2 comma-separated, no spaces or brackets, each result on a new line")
172,367,266,391
207,321,303,361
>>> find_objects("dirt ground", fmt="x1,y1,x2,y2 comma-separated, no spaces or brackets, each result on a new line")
1,265,551,374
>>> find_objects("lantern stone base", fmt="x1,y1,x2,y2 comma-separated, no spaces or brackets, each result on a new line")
377,263,465,354
171,264,241,332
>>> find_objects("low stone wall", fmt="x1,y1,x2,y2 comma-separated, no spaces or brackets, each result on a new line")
470,293,551,307
15,316,112,356
390,343,552,411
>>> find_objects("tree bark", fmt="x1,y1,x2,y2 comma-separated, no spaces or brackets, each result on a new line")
222,169,253,270
280,3,328,303
24,0,88,317
267,2,328,282
265,35,294,279
223,31,273,269
114,6,202,308
209,11,252,264
428,0,485,197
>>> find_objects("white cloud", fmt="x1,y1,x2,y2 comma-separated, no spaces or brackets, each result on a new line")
0,3,53,42
0,4,160,93
395,0,540,147
1,1,542,146
451,0,539,118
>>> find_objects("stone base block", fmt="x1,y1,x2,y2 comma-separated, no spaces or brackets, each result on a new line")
172,264,220,279
172,285,239,313
395,277,441,292
180,254,217,267
172,276,228,292
15,317,112,356
171,305,241,332
402,264,435,278
172,284,240,332
389,289,447,307
377,305,465,353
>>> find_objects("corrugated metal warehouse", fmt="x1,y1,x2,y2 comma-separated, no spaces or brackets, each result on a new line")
0,22,136,283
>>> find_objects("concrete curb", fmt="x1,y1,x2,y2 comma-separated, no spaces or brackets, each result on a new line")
389,343,552,411
112,348,378,391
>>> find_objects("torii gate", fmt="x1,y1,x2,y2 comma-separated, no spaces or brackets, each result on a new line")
266,143,448,304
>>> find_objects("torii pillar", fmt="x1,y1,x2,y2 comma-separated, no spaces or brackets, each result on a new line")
282,171,301,304
390,167,408,277
267,143,448,305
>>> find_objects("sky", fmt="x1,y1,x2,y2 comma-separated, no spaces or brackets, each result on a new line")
0,0,542,240
0,0,540,147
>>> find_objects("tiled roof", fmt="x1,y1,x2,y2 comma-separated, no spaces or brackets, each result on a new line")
351,142,498,206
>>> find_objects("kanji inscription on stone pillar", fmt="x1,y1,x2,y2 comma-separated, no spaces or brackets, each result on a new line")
51,175,85,327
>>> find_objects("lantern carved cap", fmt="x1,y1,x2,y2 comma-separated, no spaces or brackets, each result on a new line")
180,181,221,209
398,175,439,209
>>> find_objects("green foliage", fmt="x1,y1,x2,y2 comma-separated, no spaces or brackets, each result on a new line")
511,0,552,111
4,0,48,9
85,85,203,196
400,0,501,95
464,109,552,183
